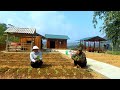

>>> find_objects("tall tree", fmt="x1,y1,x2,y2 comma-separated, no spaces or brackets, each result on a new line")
0,23,7,43
0,23,7,35
0,23,19,43
93,11,120,46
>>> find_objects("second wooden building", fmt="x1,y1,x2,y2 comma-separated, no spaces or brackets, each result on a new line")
45,34,70,49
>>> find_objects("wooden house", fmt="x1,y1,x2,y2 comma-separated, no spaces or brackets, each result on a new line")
4,27,44,52
45,34,70,49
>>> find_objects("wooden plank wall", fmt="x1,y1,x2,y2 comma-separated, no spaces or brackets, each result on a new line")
20,36,42,50
55,40,58,49
46,39,50,48
46,39,67,49
35,36,42,49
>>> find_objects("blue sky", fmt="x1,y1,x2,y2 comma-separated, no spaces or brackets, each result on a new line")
0,11,105,42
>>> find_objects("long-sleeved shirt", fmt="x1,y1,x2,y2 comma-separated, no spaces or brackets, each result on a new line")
71,52,86,63
30,51,42,62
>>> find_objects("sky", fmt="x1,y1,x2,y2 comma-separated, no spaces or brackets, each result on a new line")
0,11,105,43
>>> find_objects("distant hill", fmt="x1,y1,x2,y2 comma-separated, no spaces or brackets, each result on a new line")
67,42,78,49
103,36,112,44
42,40,105,49
67,42,78,46
42,40,79,48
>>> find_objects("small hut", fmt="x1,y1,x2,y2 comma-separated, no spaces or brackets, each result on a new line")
4,27,44,52
78,36,107,52
45,34,70,49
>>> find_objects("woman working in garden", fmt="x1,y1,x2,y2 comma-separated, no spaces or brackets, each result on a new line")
30,46,43,68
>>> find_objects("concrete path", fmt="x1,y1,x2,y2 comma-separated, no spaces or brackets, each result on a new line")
56,49,120,79
87,58,120,79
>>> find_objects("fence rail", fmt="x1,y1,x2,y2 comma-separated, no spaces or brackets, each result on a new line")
7,42,32,52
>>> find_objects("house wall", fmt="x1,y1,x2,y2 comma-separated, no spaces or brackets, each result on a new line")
46,39,67,49
20,35,42,50
46,39,50,48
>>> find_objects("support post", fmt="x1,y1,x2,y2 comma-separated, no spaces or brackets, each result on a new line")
6,33,9,51
94,41,95,52
98,41,100,53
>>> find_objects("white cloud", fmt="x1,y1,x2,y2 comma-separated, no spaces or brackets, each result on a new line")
28,11,75,35
0,11,80,42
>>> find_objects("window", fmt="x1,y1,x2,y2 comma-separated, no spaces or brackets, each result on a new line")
27,41,32,43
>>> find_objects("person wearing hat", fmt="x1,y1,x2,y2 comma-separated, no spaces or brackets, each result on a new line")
30,46,43,68
71,47,87,68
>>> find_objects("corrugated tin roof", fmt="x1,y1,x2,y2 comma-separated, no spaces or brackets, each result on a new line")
78,36,106,41
4,27,36,34
45,34,70,40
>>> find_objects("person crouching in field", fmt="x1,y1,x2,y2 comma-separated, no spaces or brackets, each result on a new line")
30,46,43,68
71,47,87,68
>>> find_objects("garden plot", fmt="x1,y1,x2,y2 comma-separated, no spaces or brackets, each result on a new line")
0,52,106,79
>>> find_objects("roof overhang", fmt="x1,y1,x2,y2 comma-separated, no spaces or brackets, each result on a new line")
78,36,107,42
4,27,36,35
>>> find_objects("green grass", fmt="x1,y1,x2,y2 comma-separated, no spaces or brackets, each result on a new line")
106,50,120,55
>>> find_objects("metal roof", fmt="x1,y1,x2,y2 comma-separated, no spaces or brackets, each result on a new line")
45,34,70,40
78,36,106,41
4,27,36,34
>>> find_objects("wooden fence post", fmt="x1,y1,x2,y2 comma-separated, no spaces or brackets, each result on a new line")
6,33,8,51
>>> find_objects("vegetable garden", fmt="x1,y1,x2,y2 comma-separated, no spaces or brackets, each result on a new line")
0,52,106,79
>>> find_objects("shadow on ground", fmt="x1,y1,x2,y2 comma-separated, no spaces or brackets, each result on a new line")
40,63,52,68
82,65,91,69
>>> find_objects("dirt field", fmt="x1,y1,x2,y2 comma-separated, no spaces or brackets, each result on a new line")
0,51,106,79
85,52,120,67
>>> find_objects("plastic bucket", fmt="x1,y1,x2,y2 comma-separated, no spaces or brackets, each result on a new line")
65,50,68,55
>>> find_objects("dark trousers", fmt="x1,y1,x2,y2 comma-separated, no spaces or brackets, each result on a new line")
74,61,87,68
31,60,43,68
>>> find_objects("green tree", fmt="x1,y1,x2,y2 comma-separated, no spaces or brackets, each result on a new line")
0,23,7,35
0,23,19,43
0,23,7,44
93,11,120,47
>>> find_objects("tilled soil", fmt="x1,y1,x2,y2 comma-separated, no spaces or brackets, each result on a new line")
0,51,107,79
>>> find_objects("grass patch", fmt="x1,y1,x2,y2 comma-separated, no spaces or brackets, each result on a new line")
106,50,120,55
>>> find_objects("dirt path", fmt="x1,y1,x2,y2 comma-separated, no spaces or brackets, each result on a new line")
85,52,120,68
0,52,107,79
